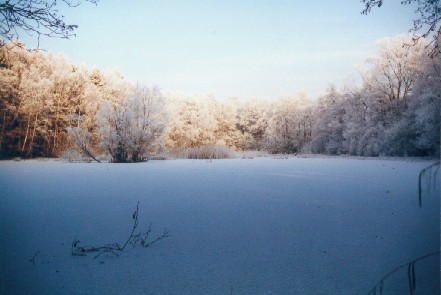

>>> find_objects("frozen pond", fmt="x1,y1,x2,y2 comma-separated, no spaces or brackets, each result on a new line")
0,157,439,294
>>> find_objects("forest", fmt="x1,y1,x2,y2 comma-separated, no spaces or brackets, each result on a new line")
0,34,439,161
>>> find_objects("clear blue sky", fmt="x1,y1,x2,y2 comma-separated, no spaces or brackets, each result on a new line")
21,0,416,100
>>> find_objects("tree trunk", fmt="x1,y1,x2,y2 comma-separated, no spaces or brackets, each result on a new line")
21,116,31,155
27,113,39,157
0,113,5,154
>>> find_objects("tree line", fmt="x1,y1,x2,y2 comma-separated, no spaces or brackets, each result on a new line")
0,35,439,161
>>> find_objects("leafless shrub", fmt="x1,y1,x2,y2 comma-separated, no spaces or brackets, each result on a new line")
149,155,168,160
71,202,170,258
272,155,289,159
237,150,269,158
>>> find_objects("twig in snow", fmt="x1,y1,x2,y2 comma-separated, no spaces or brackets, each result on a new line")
71,202,170,258
29,250,40,265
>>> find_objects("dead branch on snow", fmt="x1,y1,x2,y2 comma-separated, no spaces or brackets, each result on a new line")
71,201,170,258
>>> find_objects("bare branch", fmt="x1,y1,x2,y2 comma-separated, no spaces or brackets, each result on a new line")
360,0,383,15
0,0,99,48
29,250,41,265
66,126,101,163
361,0,441,57
366,251,440,295
418,161,440,207
71,202,170,258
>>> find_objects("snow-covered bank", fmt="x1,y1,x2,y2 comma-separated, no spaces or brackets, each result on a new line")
0,157,439,294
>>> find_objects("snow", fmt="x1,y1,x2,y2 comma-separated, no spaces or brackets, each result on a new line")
0,157,439,294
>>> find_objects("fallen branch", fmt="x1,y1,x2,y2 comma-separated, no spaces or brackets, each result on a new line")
71,202,170,258
29,250,41,265
418,161,440,208
366,251,440,295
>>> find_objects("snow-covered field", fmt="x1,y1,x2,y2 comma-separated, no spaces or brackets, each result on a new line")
0,157,439,295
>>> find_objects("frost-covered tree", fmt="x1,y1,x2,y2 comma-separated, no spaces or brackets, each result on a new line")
213,97,243,149
0,62,18,156
165,94,218,150
363,36,436,155
310,86,348,155
97,86,167,163
309,34,439,157
0,42,126,158
411,95,440,155
17,65,52,156
262,93,313,154
331,35,437,156
46,54,91,155
361,35,427,102
66,124,100,162
235,99,269,151
339,86,370,155
412,46,441,97
1,36,439,159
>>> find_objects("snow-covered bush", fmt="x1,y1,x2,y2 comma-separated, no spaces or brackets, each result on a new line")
177,144,235,159
97,86,167,163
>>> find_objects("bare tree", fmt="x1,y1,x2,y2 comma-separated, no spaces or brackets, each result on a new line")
361,0,441,56
361,35,427,102
0,0,98,46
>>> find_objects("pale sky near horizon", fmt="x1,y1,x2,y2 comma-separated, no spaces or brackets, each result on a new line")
20,0,417,100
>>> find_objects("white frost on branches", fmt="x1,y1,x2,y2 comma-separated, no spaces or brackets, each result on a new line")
97,86,167,162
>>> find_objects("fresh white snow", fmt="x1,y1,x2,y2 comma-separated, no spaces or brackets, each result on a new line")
0,157,439,294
